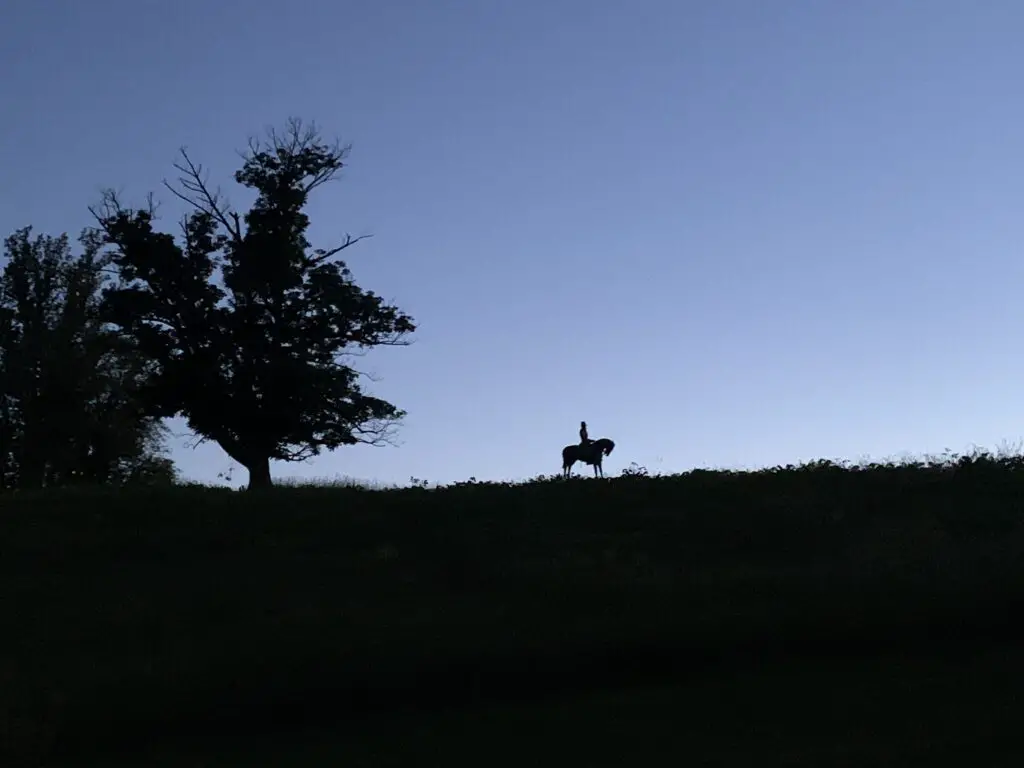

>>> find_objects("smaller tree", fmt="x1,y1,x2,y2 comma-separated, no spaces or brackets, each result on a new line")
0,227,174,490
92,119,416,489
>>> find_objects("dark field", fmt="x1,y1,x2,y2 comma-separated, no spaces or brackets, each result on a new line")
66,651,1024,766
5,454,1024,765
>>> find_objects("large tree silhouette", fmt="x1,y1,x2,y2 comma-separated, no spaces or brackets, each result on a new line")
92,119,415,489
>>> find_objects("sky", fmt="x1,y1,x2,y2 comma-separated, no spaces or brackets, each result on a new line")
3,0,1024,488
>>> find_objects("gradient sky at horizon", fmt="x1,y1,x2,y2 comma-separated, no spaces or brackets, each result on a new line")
3,0,1024,488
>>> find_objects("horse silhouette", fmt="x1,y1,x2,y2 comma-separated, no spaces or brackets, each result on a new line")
562,437,615,478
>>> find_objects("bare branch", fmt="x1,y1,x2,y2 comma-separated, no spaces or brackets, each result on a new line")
350,418,403,447
347,328,413,348
336,347,370,360
374,335,413,347
183,432,210,450
306,233,372,267
88,187,152,225
162,149,242,242
355,368,381,383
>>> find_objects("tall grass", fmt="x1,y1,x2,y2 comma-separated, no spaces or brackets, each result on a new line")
4,450,1024,764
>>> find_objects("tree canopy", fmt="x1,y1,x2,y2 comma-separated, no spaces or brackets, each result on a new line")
91,119,416,489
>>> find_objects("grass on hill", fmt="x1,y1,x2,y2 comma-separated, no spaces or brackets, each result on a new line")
4,450,1024,765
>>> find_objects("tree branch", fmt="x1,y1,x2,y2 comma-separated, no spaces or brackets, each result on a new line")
162,149,243,242
306,233,373,267
88,188,158,226
278,443,318,462
351,419,402,447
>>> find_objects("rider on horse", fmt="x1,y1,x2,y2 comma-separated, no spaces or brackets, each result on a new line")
563,422,614,478
579,421,590,448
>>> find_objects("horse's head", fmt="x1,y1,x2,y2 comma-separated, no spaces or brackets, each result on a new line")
600,438,615,456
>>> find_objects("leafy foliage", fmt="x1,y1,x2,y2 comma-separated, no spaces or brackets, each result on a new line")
91,119,415,488
0,227,174,490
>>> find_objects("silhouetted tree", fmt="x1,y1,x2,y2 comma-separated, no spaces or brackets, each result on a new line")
0,302,20,488
0,228,175,490
91,119,416,490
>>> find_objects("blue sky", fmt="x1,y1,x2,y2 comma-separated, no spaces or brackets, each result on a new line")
3,0,1024,487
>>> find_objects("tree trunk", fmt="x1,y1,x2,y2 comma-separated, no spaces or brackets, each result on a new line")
245,456,273,490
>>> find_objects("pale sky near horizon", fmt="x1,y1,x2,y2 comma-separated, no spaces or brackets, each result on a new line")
3,0,1024,488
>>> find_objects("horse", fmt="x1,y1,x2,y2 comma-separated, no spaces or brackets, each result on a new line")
562,437,615,478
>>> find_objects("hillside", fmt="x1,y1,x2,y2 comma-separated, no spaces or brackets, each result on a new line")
4,453,1024,765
